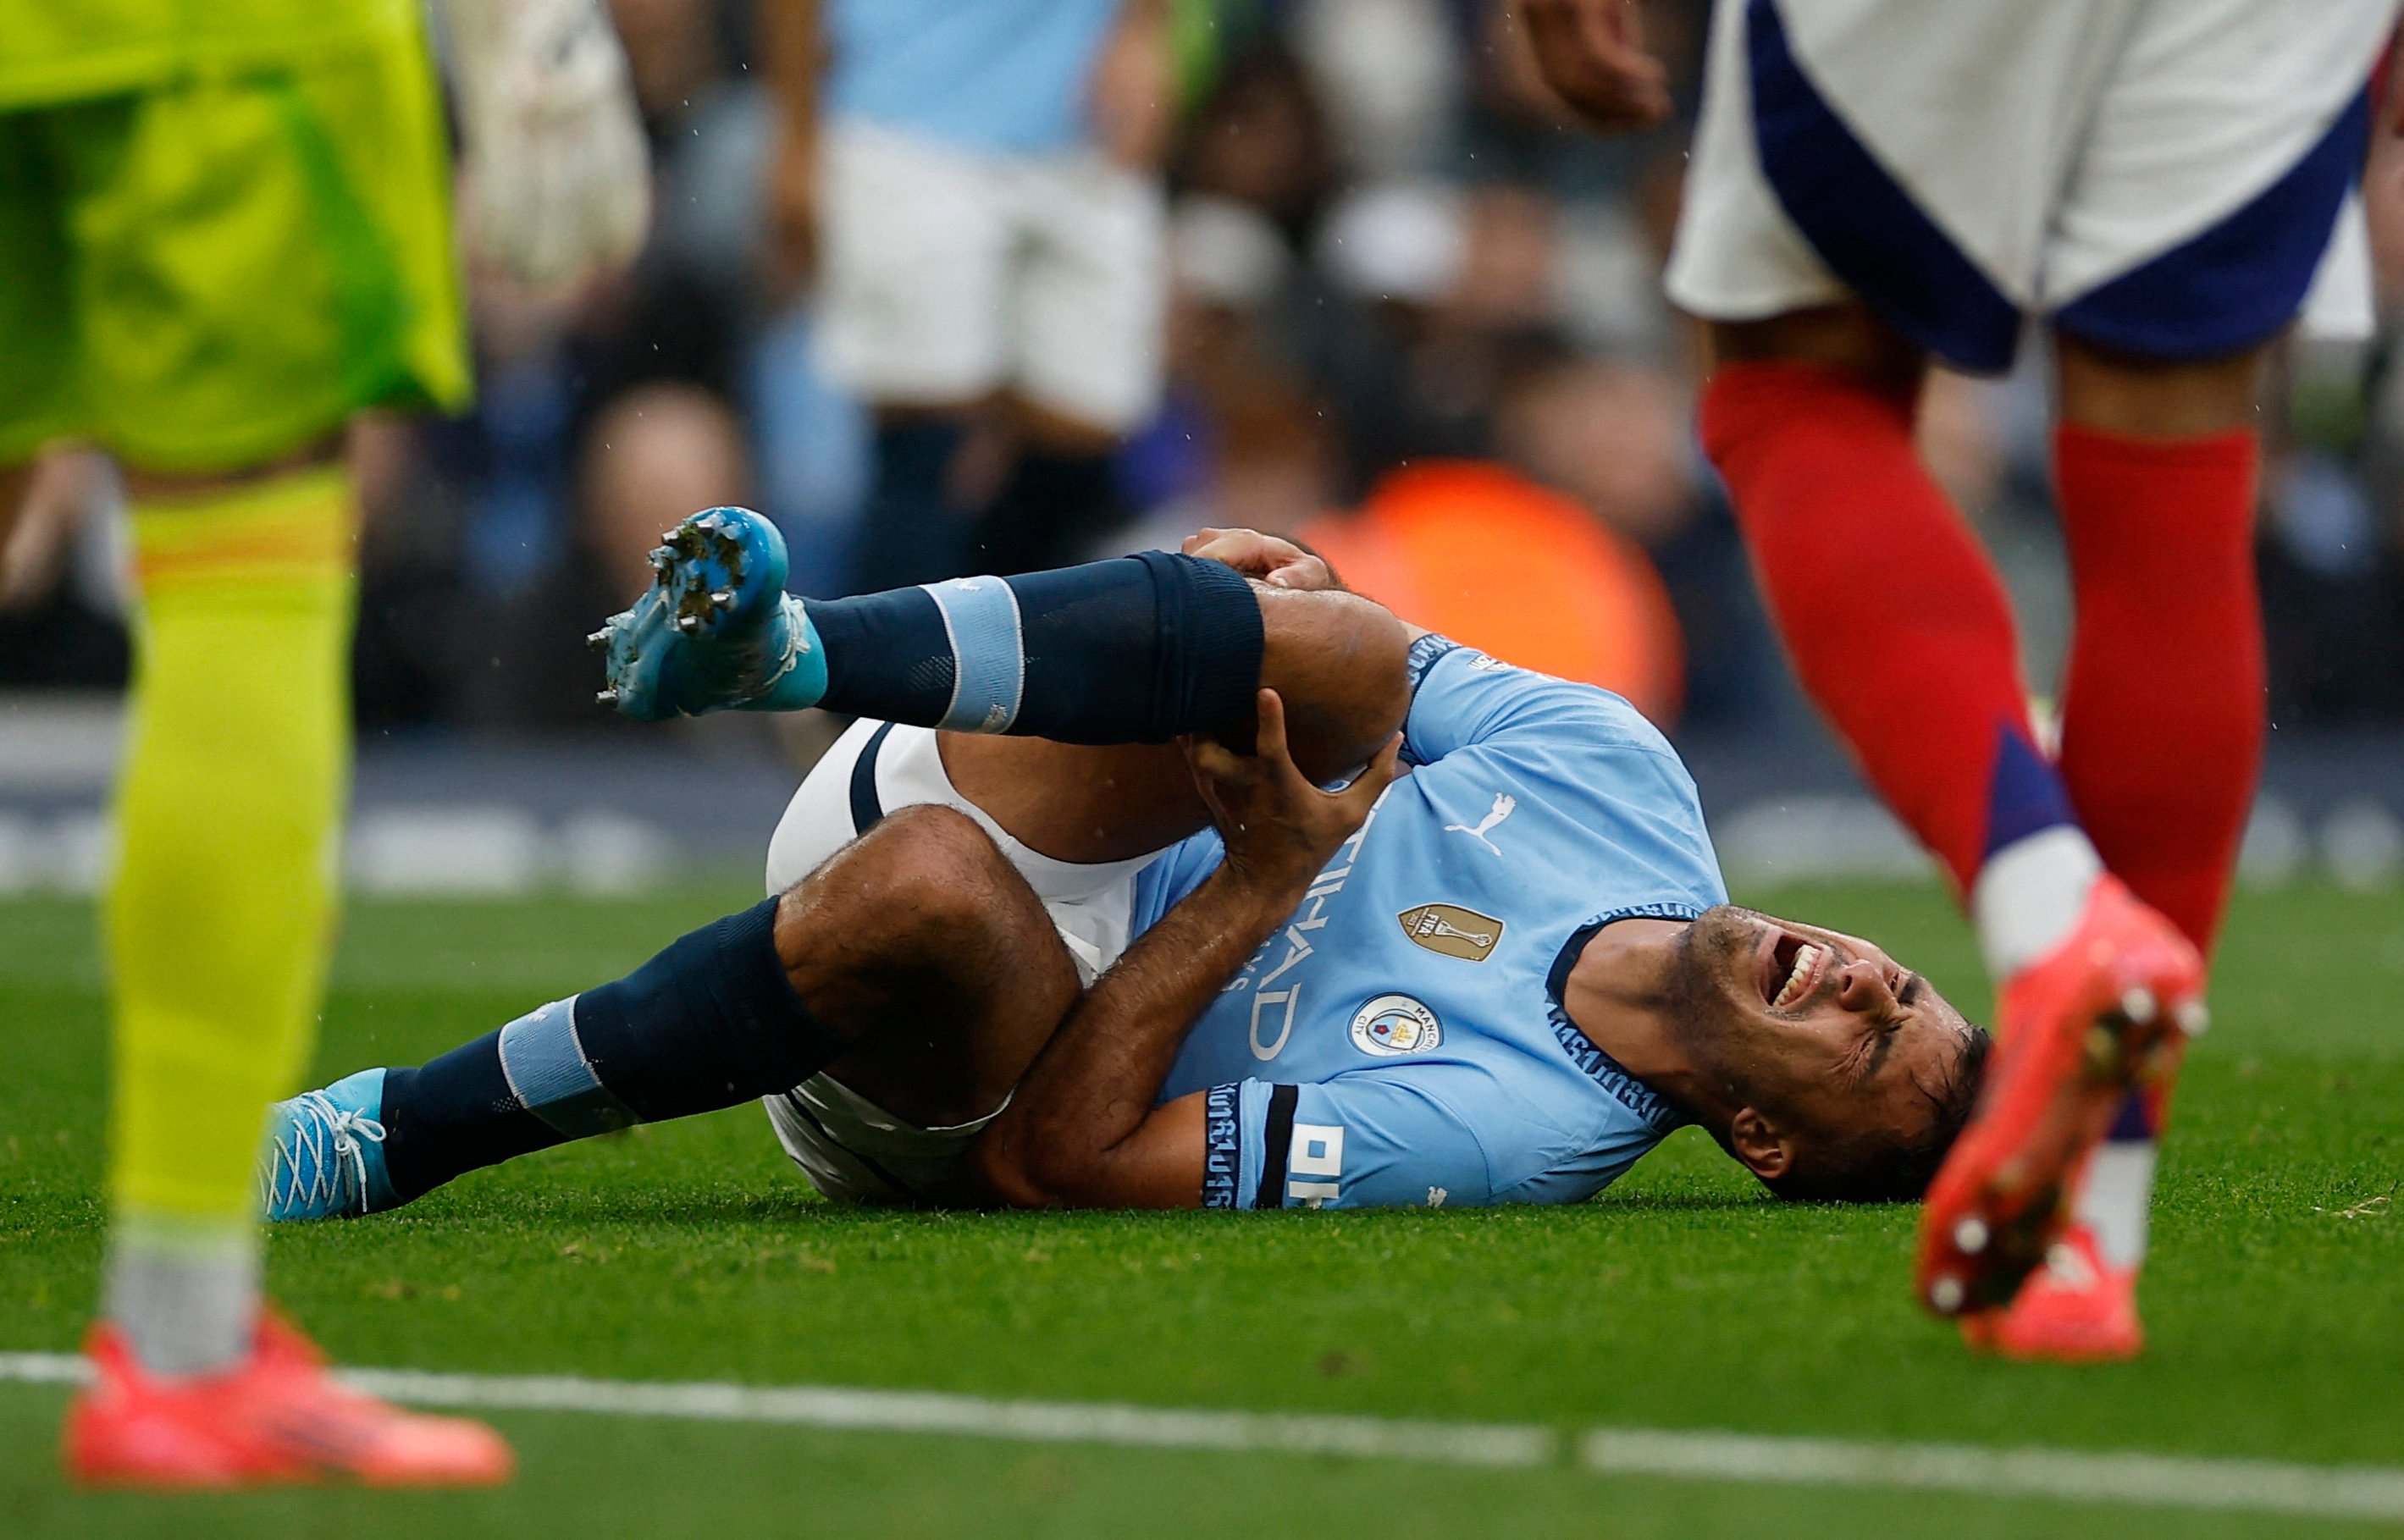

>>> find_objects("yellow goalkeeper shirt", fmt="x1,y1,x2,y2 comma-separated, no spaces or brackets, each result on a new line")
0,0,421,109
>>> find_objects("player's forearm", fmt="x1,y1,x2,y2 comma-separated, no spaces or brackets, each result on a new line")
976,868,1302,1206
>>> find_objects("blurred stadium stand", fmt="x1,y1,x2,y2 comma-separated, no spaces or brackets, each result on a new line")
3,0,2402,892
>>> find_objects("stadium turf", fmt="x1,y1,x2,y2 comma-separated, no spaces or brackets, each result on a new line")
2,880,2398,1537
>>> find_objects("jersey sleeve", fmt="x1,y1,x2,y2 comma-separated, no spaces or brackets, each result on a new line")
1203,1071,1496,1211
1399,635,1725,908
1401,632,1670,766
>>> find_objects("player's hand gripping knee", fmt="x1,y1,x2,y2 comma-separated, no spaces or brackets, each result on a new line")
1183,689,1403,893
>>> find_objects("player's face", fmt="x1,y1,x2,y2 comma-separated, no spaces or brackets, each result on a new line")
1677,906,1979,1157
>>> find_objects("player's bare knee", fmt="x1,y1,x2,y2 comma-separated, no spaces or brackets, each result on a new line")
1706,305,1921,400
774,804,1002,944
2053,333,2269,438
1256,586,1413,778
844,805,1015,938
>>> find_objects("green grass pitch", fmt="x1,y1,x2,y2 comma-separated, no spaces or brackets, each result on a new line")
3,880,2400,1537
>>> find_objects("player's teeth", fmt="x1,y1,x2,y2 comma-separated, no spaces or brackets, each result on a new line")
1773,944,1819,1008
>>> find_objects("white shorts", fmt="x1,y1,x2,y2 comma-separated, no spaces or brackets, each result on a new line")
1666,0,2392,371
761,1074,1001,1208
814,120,1167,434
759,717,1161,1204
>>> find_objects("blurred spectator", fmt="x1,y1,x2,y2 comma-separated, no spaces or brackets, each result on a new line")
775,0,1174,590
1491,353,1693,549
1175,36,1337,241
1291,0,1461,180
0,450,128,689
1301,460,1685,724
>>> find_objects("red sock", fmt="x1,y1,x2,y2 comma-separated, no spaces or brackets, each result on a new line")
2052,422,2264,958
1699,361,2039,896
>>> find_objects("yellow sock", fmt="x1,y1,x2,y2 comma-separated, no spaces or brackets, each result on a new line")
106,466,356,1354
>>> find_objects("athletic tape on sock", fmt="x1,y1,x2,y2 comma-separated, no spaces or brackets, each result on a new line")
922,577,1025,732
495,997,639,1139
1970,728,2103,978
105,1217,261,1378
2077,1141,2157,1270
1971,825,2104,980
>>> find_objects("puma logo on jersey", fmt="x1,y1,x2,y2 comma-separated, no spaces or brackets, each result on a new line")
1443,793,1516,854
1396,902,1506,962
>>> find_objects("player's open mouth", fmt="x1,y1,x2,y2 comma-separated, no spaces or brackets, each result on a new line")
1760,930,1829,1011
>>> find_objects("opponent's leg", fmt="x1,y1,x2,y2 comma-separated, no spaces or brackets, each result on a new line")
70,456,510,1487
103,461,356,1377
1699,307,2097,950
2053,339,2267,955
1697,306,2201,1321
1970,339,2269,1360
268,807,1079,1215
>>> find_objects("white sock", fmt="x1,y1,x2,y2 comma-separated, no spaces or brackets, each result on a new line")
1969,823,2103,981
103,1216,259,1378
2073,1124,2157,1271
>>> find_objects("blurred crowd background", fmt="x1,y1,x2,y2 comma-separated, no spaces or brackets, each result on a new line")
5,0,2402,777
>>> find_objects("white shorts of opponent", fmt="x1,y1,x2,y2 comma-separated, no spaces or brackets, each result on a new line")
758,718,1162,1205
813,119,1168,435
1666,0,2396,371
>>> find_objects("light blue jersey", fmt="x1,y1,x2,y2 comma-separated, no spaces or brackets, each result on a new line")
1131,637,1730,1211
826,0,1119,155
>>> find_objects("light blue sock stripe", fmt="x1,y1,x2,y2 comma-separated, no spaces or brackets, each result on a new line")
496,996,639,1139
922,577,1025,732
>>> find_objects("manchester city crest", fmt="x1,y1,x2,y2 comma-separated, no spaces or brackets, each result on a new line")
1349,994,1443,1057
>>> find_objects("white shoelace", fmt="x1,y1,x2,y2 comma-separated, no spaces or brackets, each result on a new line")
265,1091,388,1215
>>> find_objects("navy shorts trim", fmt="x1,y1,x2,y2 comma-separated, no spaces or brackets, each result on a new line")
1745,0,2021,373
848,720,897,836
2054,90,2370,362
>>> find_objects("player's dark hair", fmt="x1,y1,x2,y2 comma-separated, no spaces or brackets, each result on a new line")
1761,1026,1993,1205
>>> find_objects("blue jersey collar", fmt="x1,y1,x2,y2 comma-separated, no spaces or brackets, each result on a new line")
1545,904,1702,1134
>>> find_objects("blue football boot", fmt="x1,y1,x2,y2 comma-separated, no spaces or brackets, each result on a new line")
261,1068,401,1222
590,506,828,721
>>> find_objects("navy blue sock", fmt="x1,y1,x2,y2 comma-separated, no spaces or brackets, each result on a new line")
851,418,972,592
808,550,1264,744
379,898,846,1200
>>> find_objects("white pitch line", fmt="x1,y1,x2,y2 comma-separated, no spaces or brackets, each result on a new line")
6,1351,2402,1521
1581,1430,2404,1526
0,1353,1550,1471
342,1366,1557,1469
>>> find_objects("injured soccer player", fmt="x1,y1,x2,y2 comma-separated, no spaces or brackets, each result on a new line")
265,514,1988,1220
